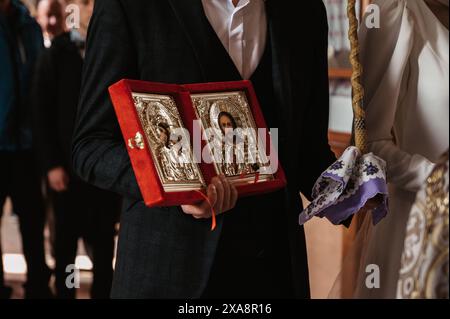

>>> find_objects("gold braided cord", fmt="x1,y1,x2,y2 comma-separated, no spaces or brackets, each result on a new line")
347,0,367,153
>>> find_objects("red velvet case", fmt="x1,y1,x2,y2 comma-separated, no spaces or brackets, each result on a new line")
109,79,286,208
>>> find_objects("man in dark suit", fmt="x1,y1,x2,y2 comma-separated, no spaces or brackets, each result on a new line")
32,0,120,299
72,0,334,298
0,0,51,299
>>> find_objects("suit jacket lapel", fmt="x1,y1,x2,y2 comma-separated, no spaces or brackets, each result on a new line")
168,0,294,138
167,0,242,82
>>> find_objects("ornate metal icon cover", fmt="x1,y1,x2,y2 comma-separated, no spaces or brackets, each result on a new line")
132,93,205,192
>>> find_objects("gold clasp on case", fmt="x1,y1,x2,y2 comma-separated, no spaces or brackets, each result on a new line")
128,132,145,150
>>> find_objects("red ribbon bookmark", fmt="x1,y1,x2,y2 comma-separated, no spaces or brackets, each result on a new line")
195,190,217,231
195,172,260,232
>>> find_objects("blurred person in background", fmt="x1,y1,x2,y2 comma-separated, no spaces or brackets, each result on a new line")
36,0,65,48
355,0,448,298
32,0,120,299
0,0,52,299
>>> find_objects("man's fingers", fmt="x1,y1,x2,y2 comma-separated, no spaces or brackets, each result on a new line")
196,184,217,218
181,205,198,216
211,176,224,214
206,183,218,208
52,181,63,192
181,184,217,219
181,176,239,220
182,204,208,219
219,175,230,211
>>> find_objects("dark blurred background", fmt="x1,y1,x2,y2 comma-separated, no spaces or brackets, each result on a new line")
1,0,121,299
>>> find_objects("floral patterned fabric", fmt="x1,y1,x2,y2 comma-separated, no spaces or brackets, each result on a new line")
299,146,389,225
397,154,449,299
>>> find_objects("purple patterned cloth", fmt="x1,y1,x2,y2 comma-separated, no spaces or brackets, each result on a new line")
299,146,389,226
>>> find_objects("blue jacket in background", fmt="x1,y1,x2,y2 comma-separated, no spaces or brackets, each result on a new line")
0,0,43,151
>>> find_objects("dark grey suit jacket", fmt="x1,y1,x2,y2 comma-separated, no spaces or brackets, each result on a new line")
72,0,334,298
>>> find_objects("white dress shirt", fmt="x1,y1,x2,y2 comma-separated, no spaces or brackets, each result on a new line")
201,0,267,80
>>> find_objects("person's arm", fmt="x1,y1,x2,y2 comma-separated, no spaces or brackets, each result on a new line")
32,49,70,192
72,0,236,217
361,0,435,193
32,50,65,172
298,1,336,199
71,0,142,199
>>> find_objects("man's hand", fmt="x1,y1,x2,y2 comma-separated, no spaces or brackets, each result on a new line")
181,175,238,219
48,167,69,192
